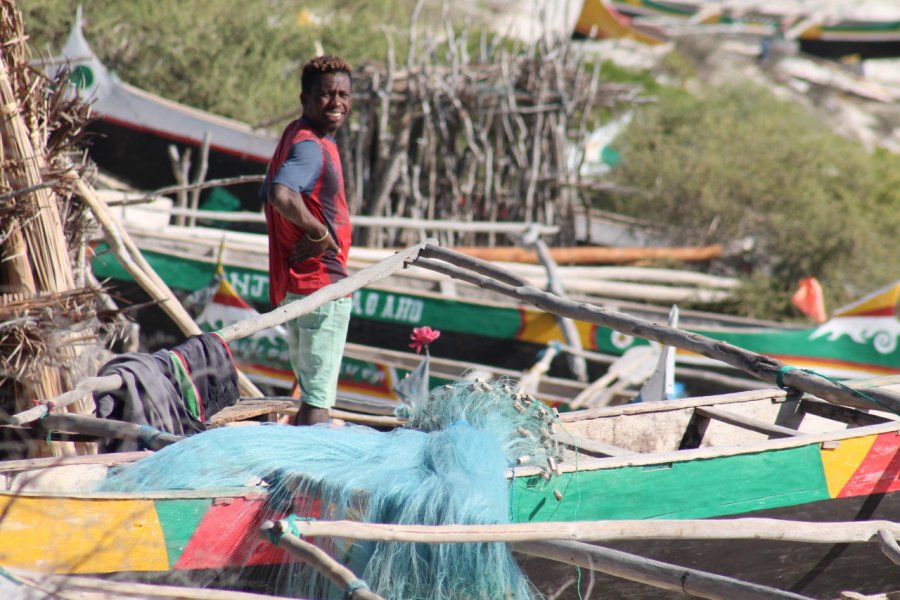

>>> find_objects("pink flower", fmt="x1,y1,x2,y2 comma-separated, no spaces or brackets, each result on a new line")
409,326,441,354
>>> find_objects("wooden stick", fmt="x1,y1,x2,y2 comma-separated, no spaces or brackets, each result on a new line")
877,529,900,566
36,414,183,450
12,241,433,427
72,175,264,399
695,406,801,438
218,240,433,342
106,174,266,207
259,521,384,600
514,540,813,600
449,244,724,265
8,375,122,425
411,246,900,414
281,517,900,545
7,569,297,600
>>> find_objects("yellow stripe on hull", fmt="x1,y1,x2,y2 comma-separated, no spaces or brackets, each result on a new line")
575,0,664,44
820,434,877,498
0,496,169,574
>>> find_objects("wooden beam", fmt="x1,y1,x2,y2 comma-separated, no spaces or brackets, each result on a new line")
282,517,900,545
799,398,891,427
37,414,182,450
259,521,384,600
411,246,900,415
218,240,433,342
695,406,802,438
514,540,813,600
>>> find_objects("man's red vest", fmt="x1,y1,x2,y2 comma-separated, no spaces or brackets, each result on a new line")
264,119,351,305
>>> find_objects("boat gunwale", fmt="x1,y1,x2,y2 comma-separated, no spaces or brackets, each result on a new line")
560,376,900,422
532,418,900,477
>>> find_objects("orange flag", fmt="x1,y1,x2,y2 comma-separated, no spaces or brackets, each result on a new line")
792,277,827,323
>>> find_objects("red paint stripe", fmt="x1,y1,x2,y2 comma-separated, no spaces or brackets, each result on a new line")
98,115,272,164
174,496,321,569
514,306,529,340
838,433,900,498
757,354,900,376
588,324,600,351
212,289,252,309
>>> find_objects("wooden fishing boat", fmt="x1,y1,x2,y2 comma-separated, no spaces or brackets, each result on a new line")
580,0,900,60
41,8,275,208
1,376,898,598
92,223,900,390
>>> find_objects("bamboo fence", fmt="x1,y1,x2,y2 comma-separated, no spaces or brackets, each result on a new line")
339,5,642,248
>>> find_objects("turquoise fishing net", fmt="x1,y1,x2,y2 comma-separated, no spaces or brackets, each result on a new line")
99,377,562,599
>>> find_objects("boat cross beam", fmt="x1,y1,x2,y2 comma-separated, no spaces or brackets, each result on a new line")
410,245,900,415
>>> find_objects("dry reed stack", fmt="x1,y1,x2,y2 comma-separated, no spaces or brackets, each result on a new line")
0,0,105,458
343,9,642,248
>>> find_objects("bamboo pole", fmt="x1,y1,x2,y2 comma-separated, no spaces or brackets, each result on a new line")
259,521,384,600
411,246,900,414
71,174,264,399
515,540,813,600
11,240,434,425
217,240,433,342
276,517,900,546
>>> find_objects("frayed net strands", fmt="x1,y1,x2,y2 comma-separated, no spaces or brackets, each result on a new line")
100,377,564,599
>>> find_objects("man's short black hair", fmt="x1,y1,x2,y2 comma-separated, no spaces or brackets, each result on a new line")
301,55,352,94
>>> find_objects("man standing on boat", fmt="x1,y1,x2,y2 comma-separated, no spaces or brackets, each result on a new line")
261,55,353,425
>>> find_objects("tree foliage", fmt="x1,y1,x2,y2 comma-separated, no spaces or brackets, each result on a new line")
22,0,419,127
608,82,900,318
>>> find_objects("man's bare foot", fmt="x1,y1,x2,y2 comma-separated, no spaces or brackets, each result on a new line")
293,404,330,426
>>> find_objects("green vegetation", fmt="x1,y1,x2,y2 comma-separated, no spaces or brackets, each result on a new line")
23,0,420,126
607,81,900,318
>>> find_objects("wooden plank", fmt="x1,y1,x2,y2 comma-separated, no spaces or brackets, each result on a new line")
799,398,891,427
551,432,638,457
0,451,149,473
695,406,802,438
514,540,812,600
207,399,295,425
510,420,900,478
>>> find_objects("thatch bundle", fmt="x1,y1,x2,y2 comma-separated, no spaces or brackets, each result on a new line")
0,0,106,458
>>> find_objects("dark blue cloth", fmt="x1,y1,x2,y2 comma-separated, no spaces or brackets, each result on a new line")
93,333,239,453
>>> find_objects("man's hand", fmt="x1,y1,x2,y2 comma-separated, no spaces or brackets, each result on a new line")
290,229,341,264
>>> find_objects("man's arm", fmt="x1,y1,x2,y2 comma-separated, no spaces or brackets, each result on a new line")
267,140,340,260
271,184,340,260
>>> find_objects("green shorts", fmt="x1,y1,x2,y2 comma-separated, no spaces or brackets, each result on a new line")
281,294,352,409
